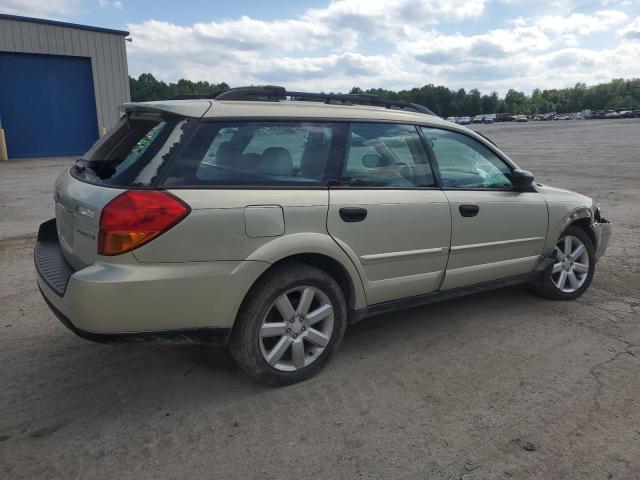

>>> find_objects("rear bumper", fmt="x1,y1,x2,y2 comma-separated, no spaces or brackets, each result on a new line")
592,218,612,261
38,286,231,345
35,219,269,343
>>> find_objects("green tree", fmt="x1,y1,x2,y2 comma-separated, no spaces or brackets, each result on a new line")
129,75,640,115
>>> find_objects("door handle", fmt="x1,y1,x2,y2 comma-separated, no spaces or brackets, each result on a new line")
459,204,480,217
339,207,368,223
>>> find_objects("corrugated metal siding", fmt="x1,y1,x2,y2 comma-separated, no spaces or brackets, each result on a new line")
0,17,130,131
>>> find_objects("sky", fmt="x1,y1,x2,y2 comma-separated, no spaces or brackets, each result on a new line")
1,0,640,95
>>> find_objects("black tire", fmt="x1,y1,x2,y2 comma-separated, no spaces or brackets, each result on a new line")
229,262,347,386
530,225,596,300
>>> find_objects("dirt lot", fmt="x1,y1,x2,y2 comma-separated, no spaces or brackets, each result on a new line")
1,119,639,480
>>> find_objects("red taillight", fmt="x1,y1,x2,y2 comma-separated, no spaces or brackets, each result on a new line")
98,190,190,256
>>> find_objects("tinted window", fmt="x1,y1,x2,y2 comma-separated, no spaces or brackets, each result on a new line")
341,123,435,188
421,128,512,189
164,122,336,186
75,116,193,187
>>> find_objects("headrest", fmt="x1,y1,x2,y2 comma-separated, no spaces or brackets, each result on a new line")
258,147,293,176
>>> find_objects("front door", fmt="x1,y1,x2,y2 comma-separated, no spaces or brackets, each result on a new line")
421,127,548,290
327,123,451,305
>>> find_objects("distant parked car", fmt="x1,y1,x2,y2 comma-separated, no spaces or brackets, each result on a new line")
604,110,620,119
514,115,528,122
457,116,471,125
446,116,456,123
554,114,570,121
472,115,484,124
495,113,513,122
533,114,544,121
482,114,495,124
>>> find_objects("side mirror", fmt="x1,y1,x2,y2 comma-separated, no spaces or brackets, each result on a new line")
511,169,534,190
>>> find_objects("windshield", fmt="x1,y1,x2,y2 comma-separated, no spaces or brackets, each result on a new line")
73,114,194,187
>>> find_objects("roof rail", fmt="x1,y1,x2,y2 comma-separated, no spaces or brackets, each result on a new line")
285,90,435,115
215,85,287,101
170,85,435,115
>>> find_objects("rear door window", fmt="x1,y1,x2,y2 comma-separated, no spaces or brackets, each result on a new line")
163,122,339,187
340,123,436,188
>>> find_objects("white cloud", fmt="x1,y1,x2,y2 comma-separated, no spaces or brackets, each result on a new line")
531,10,628,35
98,0,122,9
618,16,640,39
0,0,80,17
125,0,640,95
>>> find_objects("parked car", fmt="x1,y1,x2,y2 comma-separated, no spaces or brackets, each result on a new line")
604,110,620,119
35,87,611,386
495,113,514,122
514,115,528,122
472,115,484,124
446,116,456,123
482,114,495,124
554,114,570,120
456,116,471,125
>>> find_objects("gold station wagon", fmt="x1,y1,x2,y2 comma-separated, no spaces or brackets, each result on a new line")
35,86,611,385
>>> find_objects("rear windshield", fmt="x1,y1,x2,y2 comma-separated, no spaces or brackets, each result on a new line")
162,121,339,187
73,114,194,187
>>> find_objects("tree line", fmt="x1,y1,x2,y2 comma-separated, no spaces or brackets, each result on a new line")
130,74,640,117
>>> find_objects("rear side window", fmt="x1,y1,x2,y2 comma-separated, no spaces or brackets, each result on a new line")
75,115,193,187
163,122,337,187
421,128,512,189
341,123,436,188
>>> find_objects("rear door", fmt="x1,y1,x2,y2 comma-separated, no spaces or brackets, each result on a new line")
421,127,548,290
327,123,451,305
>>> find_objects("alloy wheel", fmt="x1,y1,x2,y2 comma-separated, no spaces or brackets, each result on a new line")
551,235,590,293
259,286,335,372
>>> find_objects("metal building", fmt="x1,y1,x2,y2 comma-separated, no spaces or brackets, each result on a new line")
0,14,130,159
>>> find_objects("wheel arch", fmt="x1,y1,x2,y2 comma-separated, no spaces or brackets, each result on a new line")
230,251,364,338
243,232,367,311
567,217,597,249
546,205,592,251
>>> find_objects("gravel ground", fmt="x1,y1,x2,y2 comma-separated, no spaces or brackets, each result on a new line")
1,119,639,480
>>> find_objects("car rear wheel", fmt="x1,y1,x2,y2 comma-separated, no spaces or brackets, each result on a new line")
530,226,596,300
230,262,347,386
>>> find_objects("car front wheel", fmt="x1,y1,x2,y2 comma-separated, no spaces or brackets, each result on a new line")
531,225,596,300
230,262,347,386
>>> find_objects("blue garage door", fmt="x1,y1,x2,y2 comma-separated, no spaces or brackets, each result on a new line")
0,52,99,158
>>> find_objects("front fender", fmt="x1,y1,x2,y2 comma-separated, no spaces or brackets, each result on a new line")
547,204,593,249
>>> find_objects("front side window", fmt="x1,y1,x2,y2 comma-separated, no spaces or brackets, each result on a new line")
164,122,336,186
341,123,436,188
421,128,512,189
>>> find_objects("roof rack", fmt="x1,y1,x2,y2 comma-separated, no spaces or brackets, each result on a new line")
170,85,435,115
